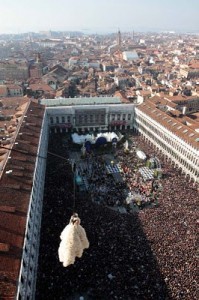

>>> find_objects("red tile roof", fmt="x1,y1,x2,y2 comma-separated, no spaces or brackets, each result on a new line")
0,100,45,299
137,100,199,149
29,83,53,92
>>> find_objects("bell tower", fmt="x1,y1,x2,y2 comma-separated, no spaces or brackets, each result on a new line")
117,29,122,49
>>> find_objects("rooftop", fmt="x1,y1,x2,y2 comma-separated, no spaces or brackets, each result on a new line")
0,101,45,299
40,96,123,106
137,100,199,149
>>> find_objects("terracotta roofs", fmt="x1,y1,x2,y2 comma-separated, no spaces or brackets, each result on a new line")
114,91,130,103
29,83,53,92
165,95,196,102
137,99,199,149
6,84,21,90
149,96,177,108
0,85,7,97
189,62,199,69
0,97,30,175
0,101,45,299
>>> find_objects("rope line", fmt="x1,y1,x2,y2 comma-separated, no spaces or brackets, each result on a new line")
0,145,70,163
0,144,79,211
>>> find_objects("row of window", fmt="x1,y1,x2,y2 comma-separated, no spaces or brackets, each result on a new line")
50,114,132,125
50,116,71,124
51,124,132,134
18,124,49,300
20,200,41,299
137,120,198,176
111,114,131,121
77,114,105,124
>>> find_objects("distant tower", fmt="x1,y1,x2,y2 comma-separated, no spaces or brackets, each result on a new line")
29,52,43,79
36,52,42,64
117,29,122,49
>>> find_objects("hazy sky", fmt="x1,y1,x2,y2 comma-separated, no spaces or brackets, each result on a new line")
0,0,198,34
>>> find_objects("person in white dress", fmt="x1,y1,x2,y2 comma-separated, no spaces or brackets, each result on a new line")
58,213,89,267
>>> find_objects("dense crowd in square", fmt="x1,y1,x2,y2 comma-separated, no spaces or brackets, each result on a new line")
36,132,198,300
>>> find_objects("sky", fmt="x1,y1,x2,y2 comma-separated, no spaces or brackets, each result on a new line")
0,0,199,34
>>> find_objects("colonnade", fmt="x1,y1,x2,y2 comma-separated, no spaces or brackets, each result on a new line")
134,108,199,183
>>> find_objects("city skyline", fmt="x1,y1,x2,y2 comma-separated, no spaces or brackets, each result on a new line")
0,0,199,34
0,3,199,298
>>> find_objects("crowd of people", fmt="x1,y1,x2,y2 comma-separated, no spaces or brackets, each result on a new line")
76,140,162,211
73,146,160,211
85,156,127,207
117,145,162,209
36,132,198,300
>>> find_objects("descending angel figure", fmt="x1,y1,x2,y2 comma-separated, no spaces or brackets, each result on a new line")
124,140,129,151
58,213,89,267
81,142,86,156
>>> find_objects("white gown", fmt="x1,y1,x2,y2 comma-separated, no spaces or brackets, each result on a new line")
58,216,89,267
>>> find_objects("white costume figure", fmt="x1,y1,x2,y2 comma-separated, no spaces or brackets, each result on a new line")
124,140,129,151
58,213,89,267
81,143,86,156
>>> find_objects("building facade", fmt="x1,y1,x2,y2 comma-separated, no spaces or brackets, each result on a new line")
0,61,29,81
16,110,49,300
134,106,199,183
173,96,199,114
40,97,134,132
0,101,48,300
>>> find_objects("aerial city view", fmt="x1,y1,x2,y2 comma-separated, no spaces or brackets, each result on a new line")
0,0,198,299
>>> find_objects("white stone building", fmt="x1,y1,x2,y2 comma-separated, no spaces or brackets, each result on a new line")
134,102,199,183
41,97,135,133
